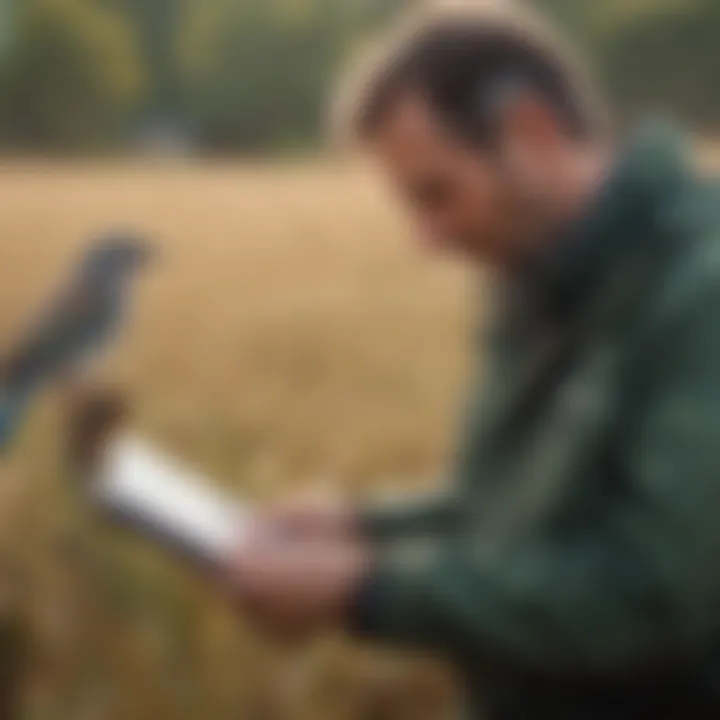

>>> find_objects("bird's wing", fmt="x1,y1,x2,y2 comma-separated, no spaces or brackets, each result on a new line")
3,280,117,394
0,390,28,452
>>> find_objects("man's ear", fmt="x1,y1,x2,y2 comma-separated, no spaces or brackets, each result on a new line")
498,89,564,154
490,90,566,194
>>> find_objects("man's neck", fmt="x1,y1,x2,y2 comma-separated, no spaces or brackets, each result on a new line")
501,143,615,279
555,143,614,233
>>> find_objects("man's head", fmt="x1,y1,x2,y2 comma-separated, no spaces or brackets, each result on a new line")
334,2,610,268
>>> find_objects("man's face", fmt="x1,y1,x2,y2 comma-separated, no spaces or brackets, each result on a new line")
369,91,548,267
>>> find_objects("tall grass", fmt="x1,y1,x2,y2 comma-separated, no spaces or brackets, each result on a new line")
0,161,470,719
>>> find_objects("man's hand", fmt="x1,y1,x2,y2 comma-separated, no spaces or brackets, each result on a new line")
259,493,359,541
226,528,371,641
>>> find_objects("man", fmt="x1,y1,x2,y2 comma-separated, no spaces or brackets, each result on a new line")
228,2,720,718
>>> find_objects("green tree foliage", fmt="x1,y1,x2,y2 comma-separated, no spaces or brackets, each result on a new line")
107,0,185,118
601,0,720,129
175,0,404,151
538,0,720,128
0,0,143,151
0,0,718,153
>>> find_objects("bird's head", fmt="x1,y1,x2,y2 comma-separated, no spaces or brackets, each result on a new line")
82,232,155,284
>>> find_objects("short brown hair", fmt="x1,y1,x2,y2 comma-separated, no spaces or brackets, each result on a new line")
331,0,607,147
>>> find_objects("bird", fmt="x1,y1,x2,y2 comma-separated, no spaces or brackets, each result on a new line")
0,231,154,452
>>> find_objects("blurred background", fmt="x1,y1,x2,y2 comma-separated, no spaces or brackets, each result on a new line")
0,1,717,719
0,0,716,153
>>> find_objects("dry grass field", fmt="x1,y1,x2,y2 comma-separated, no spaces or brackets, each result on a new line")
0,161,475,719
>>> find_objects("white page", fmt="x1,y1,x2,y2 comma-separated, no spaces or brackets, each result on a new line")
91,434,248,565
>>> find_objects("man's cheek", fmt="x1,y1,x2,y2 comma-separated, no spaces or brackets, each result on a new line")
417,231,452,254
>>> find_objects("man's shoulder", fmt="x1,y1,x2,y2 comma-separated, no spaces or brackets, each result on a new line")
650,179,720,325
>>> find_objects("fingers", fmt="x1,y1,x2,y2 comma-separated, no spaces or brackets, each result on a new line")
227,540,317,639
225,533,371,641
260,494,357,540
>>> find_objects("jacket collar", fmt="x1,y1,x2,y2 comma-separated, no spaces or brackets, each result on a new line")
530,122,694,317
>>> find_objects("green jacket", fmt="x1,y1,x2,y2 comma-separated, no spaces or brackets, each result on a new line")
354,125,720,719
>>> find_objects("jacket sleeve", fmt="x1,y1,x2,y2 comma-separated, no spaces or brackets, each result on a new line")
360,489,460,541
352,285,720,682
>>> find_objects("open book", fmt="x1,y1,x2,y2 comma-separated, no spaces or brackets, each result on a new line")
89,434,248,566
